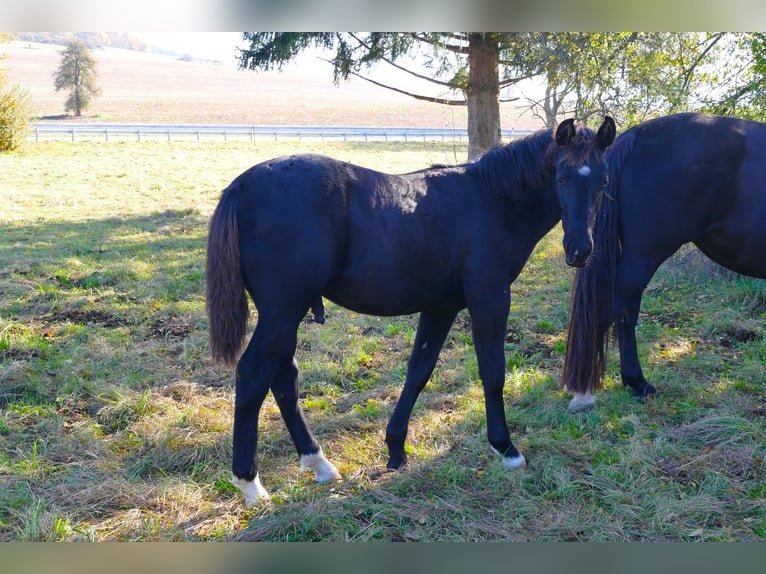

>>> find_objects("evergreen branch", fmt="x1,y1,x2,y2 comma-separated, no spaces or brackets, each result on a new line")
345,35,460,90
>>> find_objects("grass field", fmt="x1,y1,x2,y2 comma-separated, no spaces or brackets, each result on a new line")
1,138,764,541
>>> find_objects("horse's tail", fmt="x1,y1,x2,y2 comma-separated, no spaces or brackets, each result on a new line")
562,138,627,393
206,181,249,367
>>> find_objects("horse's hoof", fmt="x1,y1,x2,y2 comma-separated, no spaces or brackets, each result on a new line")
232,474,270,504
627,382,657,401
568,392,596,413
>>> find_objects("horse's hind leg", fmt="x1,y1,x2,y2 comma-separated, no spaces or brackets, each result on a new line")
231,324,280,503
385,309,458,470
271,354,340,483
231,313,338,504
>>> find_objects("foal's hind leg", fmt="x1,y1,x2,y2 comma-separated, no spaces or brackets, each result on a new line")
231,324,280,503
231,314,338,504
385,309,458,470
271,355,340,483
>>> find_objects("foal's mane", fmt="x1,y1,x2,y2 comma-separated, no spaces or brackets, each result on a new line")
476,124,598,198
476,129,554,197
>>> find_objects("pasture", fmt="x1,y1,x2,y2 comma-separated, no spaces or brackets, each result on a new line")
1,139,764,541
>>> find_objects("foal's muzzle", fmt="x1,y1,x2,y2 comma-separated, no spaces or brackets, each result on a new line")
566,250,590,268
564,238,593,268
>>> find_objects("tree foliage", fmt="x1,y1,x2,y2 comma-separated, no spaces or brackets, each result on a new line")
0,33,31,151
53,40,100,117
523,32,766,128
238,33,543,160
704,33,766,121
238,32,766,154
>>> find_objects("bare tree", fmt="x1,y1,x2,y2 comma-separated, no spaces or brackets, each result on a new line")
53,40,100,117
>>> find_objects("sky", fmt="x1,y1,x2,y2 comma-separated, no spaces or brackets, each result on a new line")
133,32,442,95
134,32,245,65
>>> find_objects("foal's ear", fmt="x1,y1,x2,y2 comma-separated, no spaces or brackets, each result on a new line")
555,118,577,147
597,116,616,149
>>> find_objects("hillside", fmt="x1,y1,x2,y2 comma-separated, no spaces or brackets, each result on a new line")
2,40,539,129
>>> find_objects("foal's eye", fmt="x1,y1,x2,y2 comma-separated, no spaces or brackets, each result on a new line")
600,177,609,189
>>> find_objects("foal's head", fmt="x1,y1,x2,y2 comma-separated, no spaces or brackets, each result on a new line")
552,116,616,267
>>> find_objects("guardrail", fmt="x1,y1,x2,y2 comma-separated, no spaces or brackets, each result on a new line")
30,123,534,143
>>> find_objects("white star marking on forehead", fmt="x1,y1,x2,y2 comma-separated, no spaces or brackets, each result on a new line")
577,165,591,176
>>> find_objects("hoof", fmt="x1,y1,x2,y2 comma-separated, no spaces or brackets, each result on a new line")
300,450,341,483
232,474,270,504
502,453,527,470
491,447,527,470
568,392,596,413
626,381,657,401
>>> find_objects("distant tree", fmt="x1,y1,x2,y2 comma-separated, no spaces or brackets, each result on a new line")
53,40,100,117
1,32,32,151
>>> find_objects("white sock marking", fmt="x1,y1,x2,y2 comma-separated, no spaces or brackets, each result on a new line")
568,391,596,412
232,474,270,504
300,450,341,483
491,447,527,470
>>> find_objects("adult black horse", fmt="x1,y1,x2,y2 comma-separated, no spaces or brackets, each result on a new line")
206,117,616,503
563,112,766,411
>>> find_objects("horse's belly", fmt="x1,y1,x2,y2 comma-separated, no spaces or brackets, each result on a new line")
323,267,463,317
697,220,766,278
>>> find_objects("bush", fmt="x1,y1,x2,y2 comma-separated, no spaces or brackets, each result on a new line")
0,82,31,151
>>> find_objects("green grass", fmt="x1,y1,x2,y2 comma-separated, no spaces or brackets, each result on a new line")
1,140,764,541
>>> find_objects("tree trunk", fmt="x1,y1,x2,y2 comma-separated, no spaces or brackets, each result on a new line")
466,34,501,161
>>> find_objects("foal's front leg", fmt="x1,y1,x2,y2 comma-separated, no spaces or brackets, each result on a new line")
468,289,526,469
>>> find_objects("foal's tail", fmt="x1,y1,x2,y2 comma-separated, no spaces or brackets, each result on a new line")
206,182,249,367
562,144,625,394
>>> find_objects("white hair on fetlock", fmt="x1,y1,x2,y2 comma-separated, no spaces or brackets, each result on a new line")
300,449,341,483
568,391,596,413
232,473,269,504
491,447,527,470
